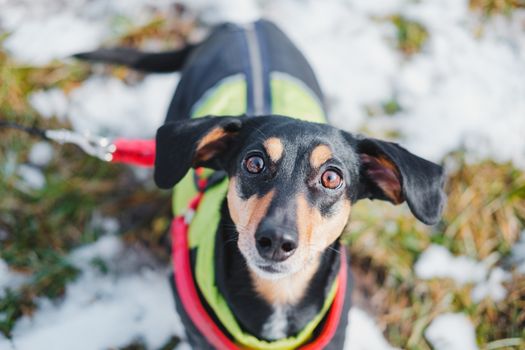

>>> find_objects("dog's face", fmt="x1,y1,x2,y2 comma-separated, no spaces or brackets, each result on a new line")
225,119,360,279
155,115,445,279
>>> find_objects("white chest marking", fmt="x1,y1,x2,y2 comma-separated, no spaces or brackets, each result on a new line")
261,305,289,340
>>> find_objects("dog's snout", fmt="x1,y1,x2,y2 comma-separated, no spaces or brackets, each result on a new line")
255,230,298,262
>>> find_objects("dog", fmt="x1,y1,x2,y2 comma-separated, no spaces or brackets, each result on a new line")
78,19,446,349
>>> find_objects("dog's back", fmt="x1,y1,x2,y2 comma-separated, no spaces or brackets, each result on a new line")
166,20,326,124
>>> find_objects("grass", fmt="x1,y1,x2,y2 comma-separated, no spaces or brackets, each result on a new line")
346,153,525,349
390,15,429,56
1,6,525,350
0,14,179,339
470,0,525,16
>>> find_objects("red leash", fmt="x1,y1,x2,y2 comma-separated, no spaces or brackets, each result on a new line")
0,122,156,167
110,138,155,167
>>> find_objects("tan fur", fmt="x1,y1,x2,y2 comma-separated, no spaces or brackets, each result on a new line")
264,137,284,162
296,194,351,253
227,177,275,235
309,144,332,169
375,156,404,204
250,260,320,305
227,178,351,306
195,127,228,162
249,195,350,305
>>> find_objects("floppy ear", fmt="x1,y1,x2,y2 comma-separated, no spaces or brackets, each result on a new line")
154,116,243,189
354,136,446,225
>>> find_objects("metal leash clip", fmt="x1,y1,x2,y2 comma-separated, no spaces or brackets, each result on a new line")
44,129,116,162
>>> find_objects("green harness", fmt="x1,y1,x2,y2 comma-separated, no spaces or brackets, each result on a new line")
173,73,335,350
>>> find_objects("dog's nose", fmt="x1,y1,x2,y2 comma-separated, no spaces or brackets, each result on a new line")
255,230,297,262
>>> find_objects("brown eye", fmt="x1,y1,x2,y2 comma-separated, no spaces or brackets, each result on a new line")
245,155,265,174
321,170,342,189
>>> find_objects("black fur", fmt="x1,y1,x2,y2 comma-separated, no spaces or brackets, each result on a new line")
78,19,446,349
353,136,446,225
215,202,343,337
74,45,194,73
155,115,446,226
154,116,242,188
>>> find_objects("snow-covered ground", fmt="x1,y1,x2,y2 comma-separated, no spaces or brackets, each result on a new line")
0,236,186,350
0,234,396,350
415,244,511,302
1,0,525,349
3,0,525,166
512,230,525,274
425,313,478,350
269,0,525,167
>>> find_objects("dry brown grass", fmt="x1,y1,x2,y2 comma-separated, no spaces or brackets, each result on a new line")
470,0,525,16
346,155,525,348
444,157,525,258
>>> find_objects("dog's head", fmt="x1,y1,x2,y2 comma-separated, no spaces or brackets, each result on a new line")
155,116,445,279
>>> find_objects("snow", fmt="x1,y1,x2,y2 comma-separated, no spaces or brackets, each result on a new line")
2,0,525,348
178,0,261,24
0,236,186,350
28,142,54,167
425,313,478,350
471,267,511,302
29,89,69,121
0,0,180,66
15,0,523,166
3,14,105,66
16,164,46,190
7,0,524,167
264,0,525,167
68,74,179,138
28,75,178,139
415,244,511,302
511,230,525,274
0,259,28,299
415,244,487,285
2,234,401,350
344,308,399,350
264,0,400,133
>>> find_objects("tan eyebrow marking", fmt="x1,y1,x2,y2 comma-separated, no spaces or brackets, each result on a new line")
263,137,284,162
309,144,332,168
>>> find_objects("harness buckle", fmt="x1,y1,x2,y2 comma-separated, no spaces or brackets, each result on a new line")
184,209,195,224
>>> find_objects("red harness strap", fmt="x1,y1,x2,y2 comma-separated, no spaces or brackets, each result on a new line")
171,183,348,349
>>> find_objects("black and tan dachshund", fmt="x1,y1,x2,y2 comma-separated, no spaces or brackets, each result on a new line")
78,19,446,349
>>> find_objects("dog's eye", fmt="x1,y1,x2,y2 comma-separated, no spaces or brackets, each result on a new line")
245,155,265,174
321,170,343,189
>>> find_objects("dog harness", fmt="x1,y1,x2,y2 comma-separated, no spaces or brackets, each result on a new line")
171,170,347,350
169,67,350,349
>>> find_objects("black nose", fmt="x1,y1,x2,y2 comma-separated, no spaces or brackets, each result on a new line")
255,230,298,262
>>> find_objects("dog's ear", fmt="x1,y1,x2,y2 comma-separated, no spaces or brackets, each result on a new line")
154,116,243,189
349,135,446,225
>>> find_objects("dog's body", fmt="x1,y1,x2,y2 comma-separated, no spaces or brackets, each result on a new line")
79,20,445,349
